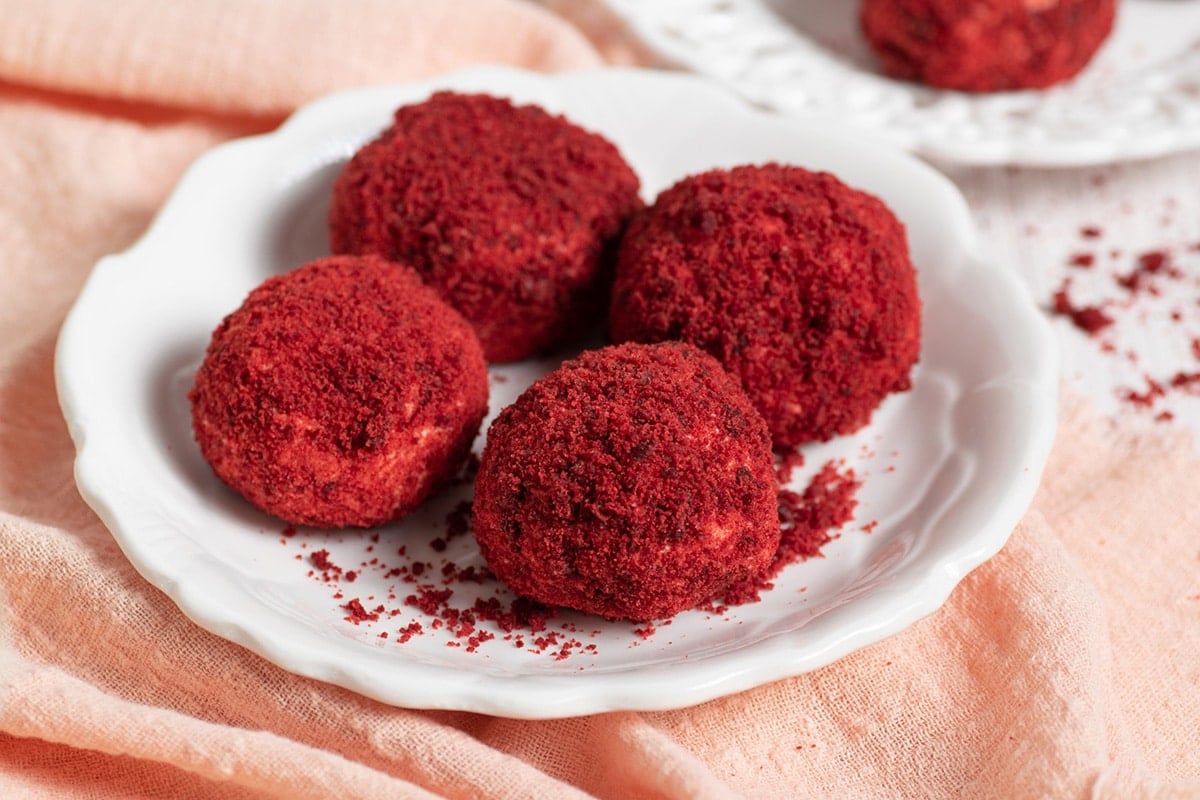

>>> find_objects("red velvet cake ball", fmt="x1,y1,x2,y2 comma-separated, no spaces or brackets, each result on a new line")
471,342,779,622
328,91,643,363
609,164,921,448
190,255,488,528
860,0,1116,92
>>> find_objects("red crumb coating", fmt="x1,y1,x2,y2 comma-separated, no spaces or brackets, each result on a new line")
860,0,1116,92
328,91,643,363
189,255,488,528
472,342,779,621
609,164,921,448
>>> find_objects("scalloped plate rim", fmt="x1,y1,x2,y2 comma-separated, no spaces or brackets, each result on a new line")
55,66,1058,718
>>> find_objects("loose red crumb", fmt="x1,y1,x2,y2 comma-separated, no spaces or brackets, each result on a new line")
1051,279,1114,335
775,449,807,485
1138,251,1168,272
1117,250,1178,294
1171,372,1200,392
397,621,424,643
1069,253,1095,268
342,598,379,624
1081,226,1104,239
311,549,336,572
471,596,553,634
1118,376,1167,410
404,586,454,616
309,549,346,583
778,461,861,560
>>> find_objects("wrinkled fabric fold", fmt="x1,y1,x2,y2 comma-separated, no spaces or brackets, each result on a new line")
0,0,603,115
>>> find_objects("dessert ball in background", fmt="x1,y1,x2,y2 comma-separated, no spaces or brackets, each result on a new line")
190,255,488,528
860,0,1117,92
472,342,779,622
610,164,921,448
328,91,643,363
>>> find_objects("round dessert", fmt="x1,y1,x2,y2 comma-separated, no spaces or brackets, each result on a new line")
472,341,779,622
860,0,1116,92
328,91,643,363
609,163,921,448
189,255,488,528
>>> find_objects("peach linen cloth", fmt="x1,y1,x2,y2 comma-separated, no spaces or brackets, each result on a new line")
0,1,1197,797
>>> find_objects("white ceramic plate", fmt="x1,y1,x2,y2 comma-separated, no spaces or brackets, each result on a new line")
602,0,1200,167
56,67,1057,718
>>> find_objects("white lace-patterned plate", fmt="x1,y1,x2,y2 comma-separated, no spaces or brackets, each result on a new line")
603,0,1200,166
56,67,1057,718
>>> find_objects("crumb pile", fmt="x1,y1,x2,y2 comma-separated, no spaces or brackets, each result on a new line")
609,164,921,447
860,0,1117,92
328,91,643,363
190,255,487,528
472,342,780,621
